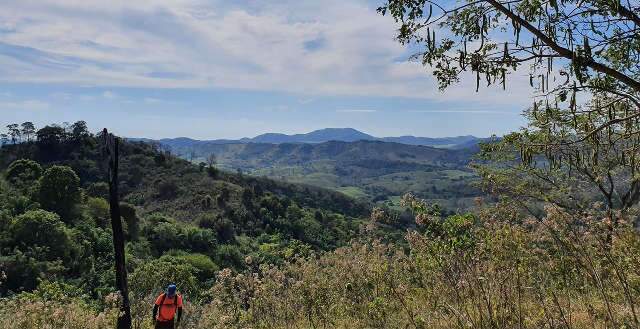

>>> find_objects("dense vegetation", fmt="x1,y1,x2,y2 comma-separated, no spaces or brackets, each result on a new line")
1,0,639,324
0,121,386,328
1,119,639,329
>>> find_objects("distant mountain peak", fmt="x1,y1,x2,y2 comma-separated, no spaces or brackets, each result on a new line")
252,128,376,144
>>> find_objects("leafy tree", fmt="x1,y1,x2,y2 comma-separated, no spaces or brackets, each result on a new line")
36,125,65,146
378,0,640,221
70,121,89,140
145,220,217,254
378,0,639,97
6,124,20,143
215,244,244,269
38,166,81,221
36,125,66,161
199,214,235,243
20,122,36,143
9,210,72,260
86,197,110,227
6,159,42,185
1,210,74,291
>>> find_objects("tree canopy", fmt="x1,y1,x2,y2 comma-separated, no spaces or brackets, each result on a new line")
38,165,81,221
378,0,640,218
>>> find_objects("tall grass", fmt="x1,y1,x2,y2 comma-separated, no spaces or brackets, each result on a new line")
197,204,640,329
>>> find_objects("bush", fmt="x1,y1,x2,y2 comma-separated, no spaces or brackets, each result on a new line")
130,258,199,299
199,215,235,243
146,220,216,255
194,205,640,329
214,244,244,270
0,288,118,329
162,252,219,282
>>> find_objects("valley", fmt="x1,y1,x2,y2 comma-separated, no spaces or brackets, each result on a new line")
142,129,486,211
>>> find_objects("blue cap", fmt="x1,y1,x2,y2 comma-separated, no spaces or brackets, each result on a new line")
167,284,177,296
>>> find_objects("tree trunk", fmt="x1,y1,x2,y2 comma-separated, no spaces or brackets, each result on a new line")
103,129,132,329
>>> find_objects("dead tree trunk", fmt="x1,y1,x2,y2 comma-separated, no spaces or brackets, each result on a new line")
103,128,132,329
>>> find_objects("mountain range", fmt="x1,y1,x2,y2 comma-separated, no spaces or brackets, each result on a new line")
132,128,482,149
129,128,491,211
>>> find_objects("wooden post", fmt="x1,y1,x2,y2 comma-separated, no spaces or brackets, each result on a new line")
102,128,132,329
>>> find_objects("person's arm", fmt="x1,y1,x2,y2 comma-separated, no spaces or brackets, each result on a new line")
176,295,183,323
152,304,159,321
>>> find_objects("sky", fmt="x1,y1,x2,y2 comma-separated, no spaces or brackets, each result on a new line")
0,0,532,139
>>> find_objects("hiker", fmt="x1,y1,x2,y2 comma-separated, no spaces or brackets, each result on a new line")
152,284,183,328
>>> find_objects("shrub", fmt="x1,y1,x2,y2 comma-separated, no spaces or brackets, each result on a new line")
162,252,219,282
146,220,216,255
0,281,118,329
195,206,640,329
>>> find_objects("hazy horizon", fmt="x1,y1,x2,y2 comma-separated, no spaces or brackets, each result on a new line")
129,127,487,141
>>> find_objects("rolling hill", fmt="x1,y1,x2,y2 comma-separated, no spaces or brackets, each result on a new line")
148,139,484,212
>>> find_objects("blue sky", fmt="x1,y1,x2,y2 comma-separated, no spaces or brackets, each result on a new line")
0,0,530,139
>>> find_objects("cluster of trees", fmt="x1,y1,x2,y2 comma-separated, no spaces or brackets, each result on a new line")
0,124,369,320
1,122,36,144
1,121,90,146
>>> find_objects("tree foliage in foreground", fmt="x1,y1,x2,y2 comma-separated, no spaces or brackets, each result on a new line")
378,0,640,219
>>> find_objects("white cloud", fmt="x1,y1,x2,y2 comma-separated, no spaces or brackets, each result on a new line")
143,97,161,104
102,90,117,99
50,92,72,100
79,94,96,101
409,110,519,114
0,100,50,111
0,0,532,107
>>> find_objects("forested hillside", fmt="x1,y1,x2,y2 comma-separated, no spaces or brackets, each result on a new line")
153,139,483,210
0,121,379,303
